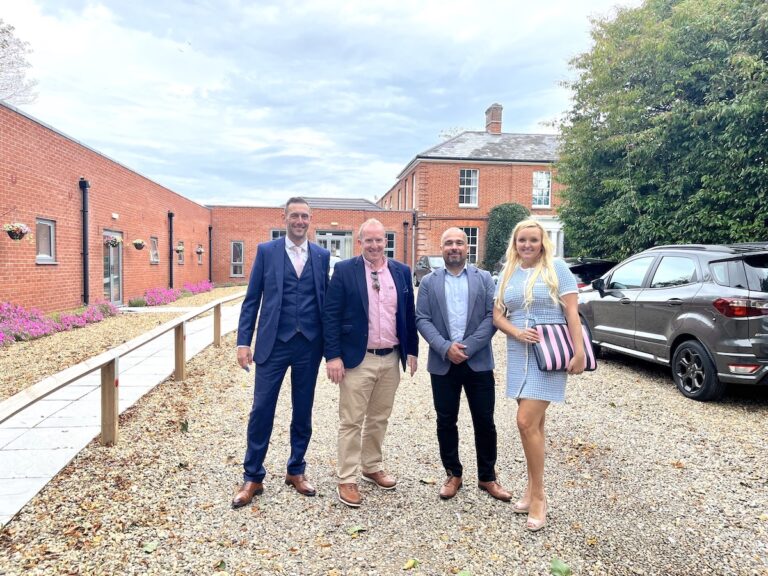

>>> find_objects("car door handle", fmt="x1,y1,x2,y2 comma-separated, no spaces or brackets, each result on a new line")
667,299,683,306
619,298,632,305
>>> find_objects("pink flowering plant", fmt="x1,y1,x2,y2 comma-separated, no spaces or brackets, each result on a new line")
3,222,30,235
0,301,119,347
183,280,215,295
144,287,182,306
104,235,122,247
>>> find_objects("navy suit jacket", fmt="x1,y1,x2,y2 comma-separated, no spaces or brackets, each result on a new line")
323,256,418,370
415,265,497,375
236,237,330,364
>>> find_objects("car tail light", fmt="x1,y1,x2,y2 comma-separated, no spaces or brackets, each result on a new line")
712,298,768,317
577,282,588,289
728,364,760,375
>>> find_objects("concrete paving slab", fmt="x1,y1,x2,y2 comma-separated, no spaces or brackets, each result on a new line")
4,426,100,451
0,477,50,515
0,428,25,449
0,449,78,479
0,400,70,429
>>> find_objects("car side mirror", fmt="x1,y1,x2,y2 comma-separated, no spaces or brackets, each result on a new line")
592,277,606,296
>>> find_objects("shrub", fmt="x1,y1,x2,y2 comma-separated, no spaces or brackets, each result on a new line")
128,297,147,307
0,300,119,346
145,287,182,306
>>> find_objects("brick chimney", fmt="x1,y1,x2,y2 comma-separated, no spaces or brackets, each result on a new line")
485,103,503,134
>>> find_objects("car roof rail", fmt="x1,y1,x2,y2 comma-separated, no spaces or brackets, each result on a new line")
644,243,768,254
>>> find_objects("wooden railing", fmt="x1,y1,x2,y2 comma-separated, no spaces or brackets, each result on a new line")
0,291,246,445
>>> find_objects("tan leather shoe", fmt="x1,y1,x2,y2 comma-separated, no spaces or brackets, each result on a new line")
285,474,316,496
439,475,462,500
337,483,362,507
231,481,264,509
361,470,397,490
478,480,512,502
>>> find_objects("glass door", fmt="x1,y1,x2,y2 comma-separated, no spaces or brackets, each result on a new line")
103,231,123,304
316,231,352,259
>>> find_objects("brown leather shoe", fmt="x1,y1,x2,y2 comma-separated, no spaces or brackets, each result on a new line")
361,470,397,490
478,480,512,502
231,481,263,508
439,475,462,500
285,474,316,496
337,483,362,507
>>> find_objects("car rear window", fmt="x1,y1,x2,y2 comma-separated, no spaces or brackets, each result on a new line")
650,256,697,288
743,254,768,292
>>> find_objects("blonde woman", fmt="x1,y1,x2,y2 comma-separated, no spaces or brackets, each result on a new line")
493,220,586,532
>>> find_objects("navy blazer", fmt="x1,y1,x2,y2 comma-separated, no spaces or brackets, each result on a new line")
323,256,418,370
415,265,497,375
236,237,330,364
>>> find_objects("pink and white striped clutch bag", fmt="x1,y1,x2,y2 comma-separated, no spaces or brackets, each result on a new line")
530,323,597,372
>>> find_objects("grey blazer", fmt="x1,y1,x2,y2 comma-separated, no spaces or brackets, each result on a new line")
415,265,497,376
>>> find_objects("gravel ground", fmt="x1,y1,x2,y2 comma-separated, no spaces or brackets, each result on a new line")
1,331,767,575
0,287,245,402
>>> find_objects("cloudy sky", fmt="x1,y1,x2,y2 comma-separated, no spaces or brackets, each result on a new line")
5,0,641,207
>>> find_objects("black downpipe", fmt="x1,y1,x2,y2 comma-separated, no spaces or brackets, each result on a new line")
168,211,175,288
208,225,213,283
79,178,90,305
402,220,409,263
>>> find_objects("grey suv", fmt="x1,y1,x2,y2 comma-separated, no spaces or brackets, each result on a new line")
579,244,768,401
413,255,444,287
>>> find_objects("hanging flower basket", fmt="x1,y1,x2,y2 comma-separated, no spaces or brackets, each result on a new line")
104,235,122,248
195,247,204,255
132,239,146,250
3,222,30,241
175,244,185,253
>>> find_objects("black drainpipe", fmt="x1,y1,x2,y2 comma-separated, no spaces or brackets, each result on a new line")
402,220,409,263
168,211,175,288
208,225,213,283
79,178,90,305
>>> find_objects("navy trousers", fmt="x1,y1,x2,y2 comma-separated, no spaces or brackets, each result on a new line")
243,333,323,483
430,362,497,482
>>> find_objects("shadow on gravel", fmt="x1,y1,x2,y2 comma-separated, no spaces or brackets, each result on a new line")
597,349,768,407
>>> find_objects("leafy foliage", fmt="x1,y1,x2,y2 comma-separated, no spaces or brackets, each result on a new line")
482,203,530,270
557,0,768,259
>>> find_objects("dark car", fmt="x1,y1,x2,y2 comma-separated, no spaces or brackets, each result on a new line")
563,257,617,290
578,243,768,401
413,255,444,286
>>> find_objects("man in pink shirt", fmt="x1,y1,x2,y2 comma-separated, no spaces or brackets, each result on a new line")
323,219,419,508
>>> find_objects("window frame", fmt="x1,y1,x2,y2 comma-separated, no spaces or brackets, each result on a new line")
176,241,184,265
230,240,245,277
149,236,159,264
459,168,478,207
459,226,479,264
532,170,552,208
385,232,395,259
271,229,286,240
197,244,204,265
35,218,56,264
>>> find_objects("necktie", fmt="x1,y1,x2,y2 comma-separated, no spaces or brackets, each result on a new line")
291,245,304,277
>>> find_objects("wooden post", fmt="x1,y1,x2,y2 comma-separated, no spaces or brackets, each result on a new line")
213,303,222,347
100,356,119,446
174,322,186,381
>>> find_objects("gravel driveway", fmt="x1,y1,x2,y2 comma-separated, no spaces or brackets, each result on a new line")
1,333,766,575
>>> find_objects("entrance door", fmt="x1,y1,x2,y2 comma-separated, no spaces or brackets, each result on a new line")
316,231,352,259
103,231,123,304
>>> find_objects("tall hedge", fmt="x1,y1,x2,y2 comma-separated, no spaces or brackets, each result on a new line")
482,203,530,270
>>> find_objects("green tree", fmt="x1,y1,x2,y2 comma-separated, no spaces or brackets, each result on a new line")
482,203,530,270
0,18,37,104
557,0,768,260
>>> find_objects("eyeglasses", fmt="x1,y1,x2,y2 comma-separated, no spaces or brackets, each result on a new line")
370,270,380,292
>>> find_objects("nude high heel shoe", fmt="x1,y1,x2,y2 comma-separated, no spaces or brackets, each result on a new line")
512,499,530,514
525,500,547,532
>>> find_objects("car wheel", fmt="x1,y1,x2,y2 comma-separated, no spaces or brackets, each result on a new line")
671,340,726,401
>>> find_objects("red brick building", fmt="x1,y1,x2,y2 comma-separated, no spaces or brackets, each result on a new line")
1,102,412,313
377,103,564,267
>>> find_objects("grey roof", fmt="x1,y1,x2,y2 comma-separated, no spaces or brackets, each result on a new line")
305,197,385,211
417,131,559,163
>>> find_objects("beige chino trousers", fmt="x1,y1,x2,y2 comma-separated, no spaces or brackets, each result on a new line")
337,351,401,483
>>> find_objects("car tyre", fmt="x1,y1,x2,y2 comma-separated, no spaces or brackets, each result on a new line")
671,340,726,401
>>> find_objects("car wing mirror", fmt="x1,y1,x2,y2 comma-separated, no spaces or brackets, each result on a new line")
592,277,606,297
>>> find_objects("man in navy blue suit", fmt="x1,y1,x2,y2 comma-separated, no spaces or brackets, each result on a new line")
232,197,330,508
324,218,418,508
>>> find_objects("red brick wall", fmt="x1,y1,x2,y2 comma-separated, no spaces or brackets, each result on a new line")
210,206,414,282
0,104,211,313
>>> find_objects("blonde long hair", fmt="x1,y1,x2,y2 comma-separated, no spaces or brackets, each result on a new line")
494,219,561,312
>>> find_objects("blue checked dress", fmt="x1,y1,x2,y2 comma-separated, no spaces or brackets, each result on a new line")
500,259,578,402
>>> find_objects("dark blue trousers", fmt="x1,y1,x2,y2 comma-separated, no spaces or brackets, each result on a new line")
430,363,497,482
243,333,323,483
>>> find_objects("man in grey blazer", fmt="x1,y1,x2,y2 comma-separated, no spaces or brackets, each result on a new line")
415,227,511,502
